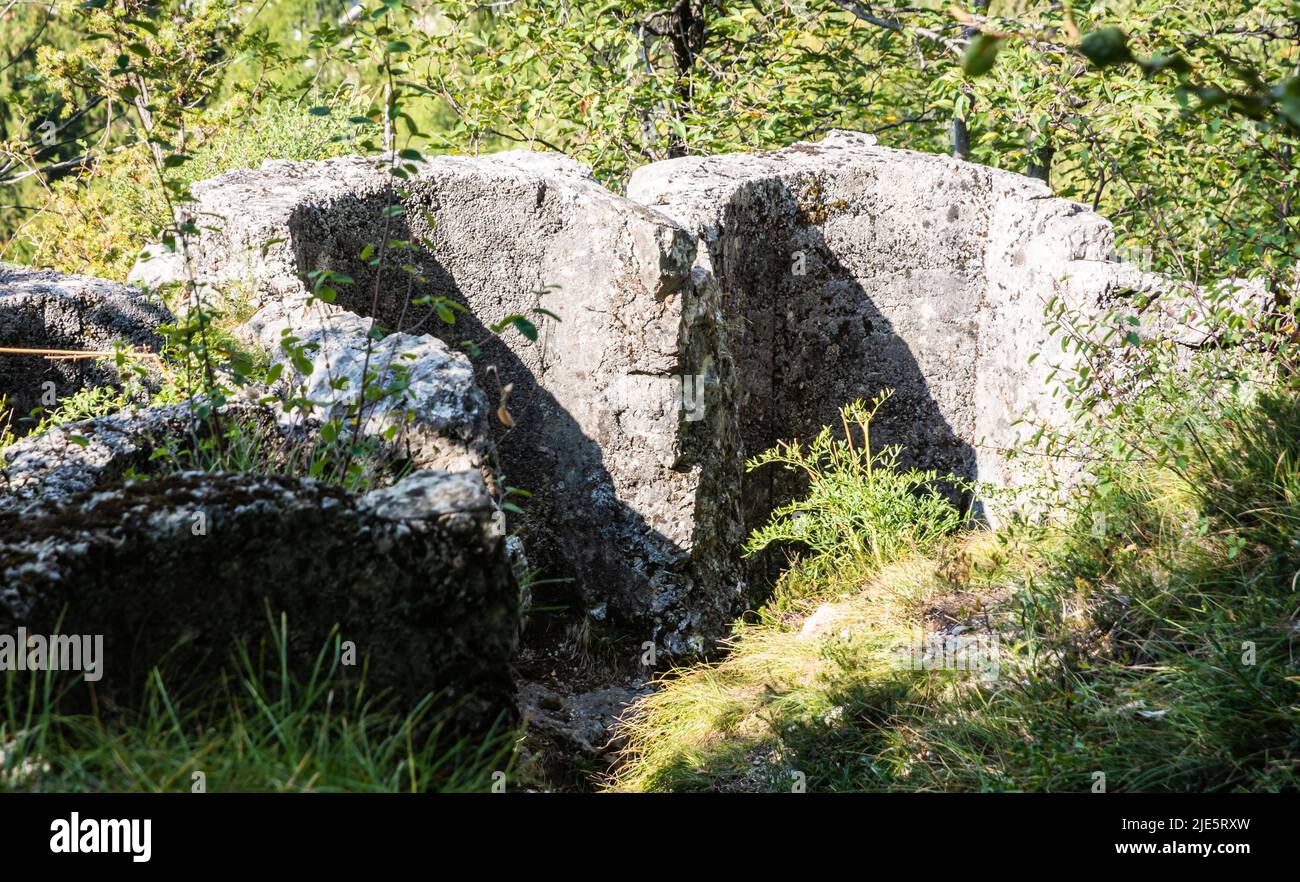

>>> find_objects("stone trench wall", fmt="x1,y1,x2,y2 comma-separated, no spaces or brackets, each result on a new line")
627,130,1195,528
141,152,743,654
122,130,1220,653
630,133,991,539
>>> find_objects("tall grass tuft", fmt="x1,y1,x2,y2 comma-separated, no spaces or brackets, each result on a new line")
0,616,514,793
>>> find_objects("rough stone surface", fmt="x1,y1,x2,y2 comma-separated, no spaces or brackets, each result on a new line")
0,402,304,513
631,133,994,536
241,296,489,473
518,682,644,768
142,153,744,654
627,130,1262,522
0,469,518,731
0,263,173,428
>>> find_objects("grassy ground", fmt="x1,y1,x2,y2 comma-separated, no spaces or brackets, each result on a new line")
0,620,514,793
607,378,1300,793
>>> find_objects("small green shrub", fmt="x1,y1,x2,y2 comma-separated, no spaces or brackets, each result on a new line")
745,390,968,573
28,379,145,438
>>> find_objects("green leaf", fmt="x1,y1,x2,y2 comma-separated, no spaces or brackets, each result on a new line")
492,314,538,341
1079,28,1134,68
962,33,1003,78
512,317,538,341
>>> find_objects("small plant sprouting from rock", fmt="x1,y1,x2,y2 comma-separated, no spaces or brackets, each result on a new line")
745,389,968,573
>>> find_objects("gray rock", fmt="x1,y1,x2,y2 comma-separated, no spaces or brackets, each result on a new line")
0,468,518,732
0,402,305,513
125,242,185,291
0,263,173,431
631,132,997,535
517,681,645,781
362,467,491,523
628,130,1260,523
138,152,744,655
523,683,641,754
239,296,489,473
975,162,1269,498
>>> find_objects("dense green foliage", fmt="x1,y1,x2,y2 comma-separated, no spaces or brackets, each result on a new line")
4,1,1298,289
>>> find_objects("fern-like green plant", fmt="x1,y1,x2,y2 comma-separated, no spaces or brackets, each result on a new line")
744,389,967,571
0,396,15,468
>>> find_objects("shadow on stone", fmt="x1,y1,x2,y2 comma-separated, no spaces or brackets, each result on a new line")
283,197,720,655
0,470,519,734
701,176,976,585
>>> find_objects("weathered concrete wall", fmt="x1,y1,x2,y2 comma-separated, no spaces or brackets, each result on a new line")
630,132,987,536
144,153,744,653
975,177,1267,496
627,131,1224,524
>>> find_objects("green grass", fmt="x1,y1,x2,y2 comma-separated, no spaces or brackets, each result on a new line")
1,618,515,793
607,378,1300,793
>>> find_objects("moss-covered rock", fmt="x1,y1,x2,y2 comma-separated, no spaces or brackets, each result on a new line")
0,469,518,733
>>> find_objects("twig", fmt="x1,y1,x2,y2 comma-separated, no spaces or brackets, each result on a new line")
0,346,163,363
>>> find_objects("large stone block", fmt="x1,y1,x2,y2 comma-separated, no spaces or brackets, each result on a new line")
630,133,989,533
627,131,1237,524
138,153,744,653
0,469,518,731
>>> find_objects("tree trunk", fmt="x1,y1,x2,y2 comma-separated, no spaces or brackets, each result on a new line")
1027,136,1054,185
952,0,990,161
